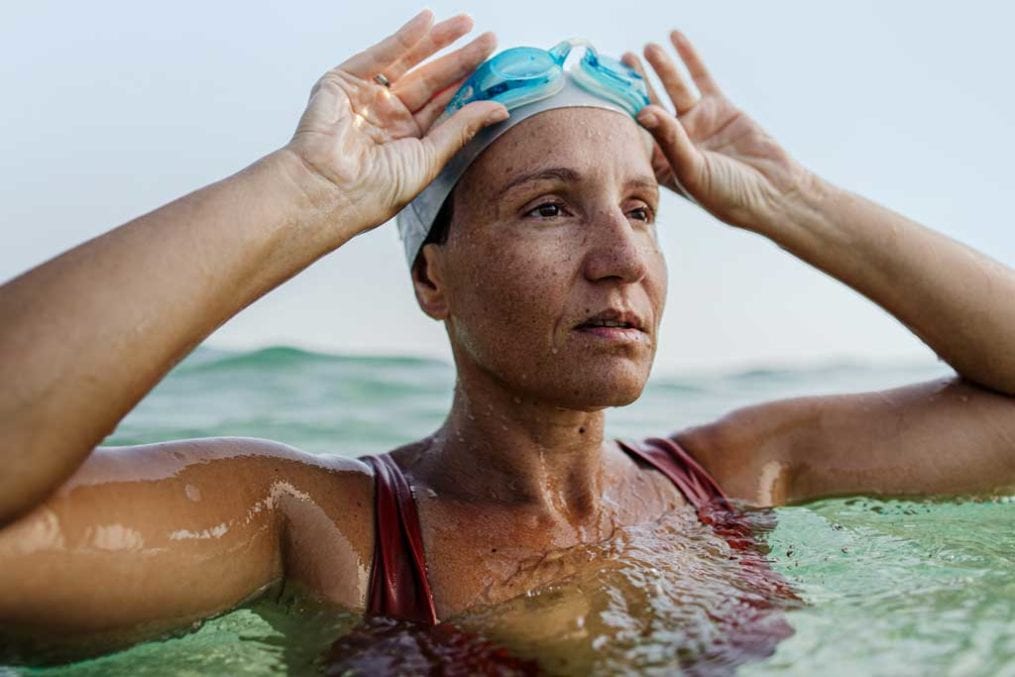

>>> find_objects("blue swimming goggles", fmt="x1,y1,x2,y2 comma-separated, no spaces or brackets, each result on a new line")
397,40,651,268
441,38,650,120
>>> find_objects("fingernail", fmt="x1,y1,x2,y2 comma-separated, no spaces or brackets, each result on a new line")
404,8,432,28
638,111,658,128
486,108,509,124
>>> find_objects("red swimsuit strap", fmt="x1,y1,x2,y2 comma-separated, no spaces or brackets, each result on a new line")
616,436,731,511
361,454,438,625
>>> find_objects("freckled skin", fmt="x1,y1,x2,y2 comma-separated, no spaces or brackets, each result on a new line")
397,108,687,618
434,108,664,410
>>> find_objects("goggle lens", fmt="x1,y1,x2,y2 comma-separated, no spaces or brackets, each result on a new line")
585,51,642,87
489,47,559,80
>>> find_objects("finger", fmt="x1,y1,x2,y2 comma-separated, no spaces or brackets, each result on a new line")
644,42,697,115
621,52,665,109
670,30,721,96
386,13,474,81
422,101,509,181
636,104,703,194
413,74,469,132
395,31,496,112
339,9,434,78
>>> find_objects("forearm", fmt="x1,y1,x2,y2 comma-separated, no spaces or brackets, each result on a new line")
755,174,1015,396
0,149,353,523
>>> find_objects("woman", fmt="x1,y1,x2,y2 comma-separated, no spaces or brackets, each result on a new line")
0,7,1012,662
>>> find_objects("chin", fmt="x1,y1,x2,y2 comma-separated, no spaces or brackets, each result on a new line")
541,358,652,410
452,332,656,409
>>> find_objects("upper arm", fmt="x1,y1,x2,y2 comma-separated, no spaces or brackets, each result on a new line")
0,436,373,656
672,376,1015,507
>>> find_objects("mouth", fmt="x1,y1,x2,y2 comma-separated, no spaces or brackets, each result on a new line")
573,309,649,342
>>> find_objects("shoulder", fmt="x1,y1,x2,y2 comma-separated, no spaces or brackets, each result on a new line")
666,400,805,507
669,374,1015,507
86,436,374,487
79,437,378,529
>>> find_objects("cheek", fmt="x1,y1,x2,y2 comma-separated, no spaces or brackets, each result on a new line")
650,248,668,313
449,233,577,352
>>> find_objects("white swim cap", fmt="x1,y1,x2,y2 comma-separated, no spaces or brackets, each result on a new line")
395,76,631,268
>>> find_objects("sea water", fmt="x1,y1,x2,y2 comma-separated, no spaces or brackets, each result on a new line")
3,346,1012,675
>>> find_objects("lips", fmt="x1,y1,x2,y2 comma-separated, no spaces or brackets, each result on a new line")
573,308,648,333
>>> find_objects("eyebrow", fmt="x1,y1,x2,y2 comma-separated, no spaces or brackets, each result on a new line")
494,166,659,201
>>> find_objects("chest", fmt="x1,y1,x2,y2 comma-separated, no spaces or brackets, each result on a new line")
415,467,688,619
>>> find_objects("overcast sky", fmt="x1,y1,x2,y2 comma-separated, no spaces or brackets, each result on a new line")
2,0,1012,375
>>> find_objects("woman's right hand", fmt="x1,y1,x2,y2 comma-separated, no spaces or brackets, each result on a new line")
0,11,507,528
284,10,508,235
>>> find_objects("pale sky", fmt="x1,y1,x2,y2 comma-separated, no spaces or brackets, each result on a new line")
2,0,1012,374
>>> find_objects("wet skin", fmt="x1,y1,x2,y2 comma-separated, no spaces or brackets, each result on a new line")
0,108,689,641
4,100,1014,645
400,107,689,617
3,13,1014,653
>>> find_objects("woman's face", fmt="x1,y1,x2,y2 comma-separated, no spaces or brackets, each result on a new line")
417,107,666,409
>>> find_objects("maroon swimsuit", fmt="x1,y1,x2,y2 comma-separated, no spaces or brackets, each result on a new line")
358,436,732,625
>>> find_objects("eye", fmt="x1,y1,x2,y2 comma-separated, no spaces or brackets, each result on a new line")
526,201,569,219
629,206,653,222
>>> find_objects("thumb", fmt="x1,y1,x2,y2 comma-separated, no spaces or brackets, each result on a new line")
422,101,509,179
637,105,702,192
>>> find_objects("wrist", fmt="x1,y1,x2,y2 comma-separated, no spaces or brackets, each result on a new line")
752,166,836,238
265,147,371,248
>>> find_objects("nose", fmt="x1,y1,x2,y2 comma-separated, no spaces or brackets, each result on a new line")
581,206,650,285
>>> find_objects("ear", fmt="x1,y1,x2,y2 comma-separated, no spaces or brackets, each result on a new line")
411,243,450,321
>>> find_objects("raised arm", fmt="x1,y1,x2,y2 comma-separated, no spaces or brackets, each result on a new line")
624,32,1015,503
0,9,507,526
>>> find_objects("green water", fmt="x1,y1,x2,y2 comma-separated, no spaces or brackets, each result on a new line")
3,347,1012,675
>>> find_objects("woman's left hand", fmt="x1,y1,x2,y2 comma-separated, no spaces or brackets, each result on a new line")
623,33,812,231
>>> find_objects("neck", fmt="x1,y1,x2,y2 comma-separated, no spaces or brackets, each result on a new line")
412,369,615,526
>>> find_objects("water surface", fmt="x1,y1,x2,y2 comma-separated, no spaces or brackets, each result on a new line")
5,347,1011,675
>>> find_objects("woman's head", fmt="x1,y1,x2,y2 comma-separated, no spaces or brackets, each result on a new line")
412,107,666,410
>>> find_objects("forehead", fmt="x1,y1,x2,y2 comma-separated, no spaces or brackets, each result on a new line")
457,107,656,199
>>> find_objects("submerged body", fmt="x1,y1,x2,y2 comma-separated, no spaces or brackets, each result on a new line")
8,354,1010,675
360,437,734,624
0,435,783,659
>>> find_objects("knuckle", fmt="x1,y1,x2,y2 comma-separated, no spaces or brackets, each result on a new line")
315,73,341,93
458,116,481,144
313,69,352,97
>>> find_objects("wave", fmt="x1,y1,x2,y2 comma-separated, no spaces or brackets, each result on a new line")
177,345,446,374
688,357,946,383
178,345,946,384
